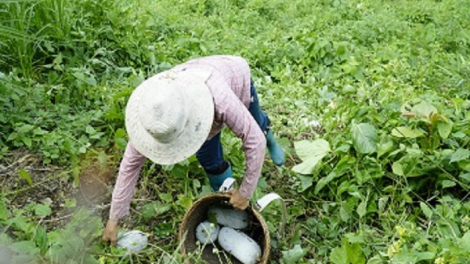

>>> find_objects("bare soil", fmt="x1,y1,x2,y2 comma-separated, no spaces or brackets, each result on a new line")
0,149,116,229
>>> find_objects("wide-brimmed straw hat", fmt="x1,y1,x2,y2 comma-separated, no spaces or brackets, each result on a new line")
125,69,214,165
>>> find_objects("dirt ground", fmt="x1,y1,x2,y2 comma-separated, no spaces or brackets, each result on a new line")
0,148,174,249
0,148,289,262
0,150,116,230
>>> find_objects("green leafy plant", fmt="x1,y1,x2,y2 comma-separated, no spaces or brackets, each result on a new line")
1,0,470,263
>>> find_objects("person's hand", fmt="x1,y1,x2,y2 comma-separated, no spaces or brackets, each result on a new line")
102,219,119,247
228,189,249,210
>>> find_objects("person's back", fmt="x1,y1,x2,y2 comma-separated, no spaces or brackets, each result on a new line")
102,55,285,247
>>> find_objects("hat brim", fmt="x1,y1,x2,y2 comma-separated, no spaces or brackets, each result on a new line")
125,70,214,165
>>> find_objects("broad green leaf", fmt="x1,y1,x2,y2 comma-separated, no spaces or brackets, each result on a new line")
391,127,424,138
115,128,126,139
7,132,18,141
392,251,418,263
9,241,39,255
340,203,351,222
459,160,470,171
450,148,470,163
18,169,33,186
314,156,353,194
415,252,435,260
0,203,10,220
437,122,452,139
148,203,169,220
177,194,193,209
83,255,100,264
367,255,383,264
172,164,189,178
292,139,331,174
377,140,394,158
461,232,470,251
330,246,348,264
35,204,52,217
160,193,173,203
378,196,389,212
437,220,461,237
357,199,367,218
63,139,72,153
315,171,337,194
453,131,466,138
17,124,35,133
412,101,437,118
391,155,425,177
33,128,47,136
193,178,201,188
429,112,448,123
142,201,171,221
207,212,217,225
460,172,470,182
441,180,456,188
21,137,32,148
34,226,48,255
281,244,306,264
115,138,127,150
296,175,312,192
330,238,365,264
294,139,330,160
342,84,356,93
392,162,404,176
347,242,366,264
419,202,433,219
141,202,158,221
336,144,351,153
351,123,377,154
97,151,107,165
114,129,128,150
345,232,365,243
85,125,96,134
53,53,63,64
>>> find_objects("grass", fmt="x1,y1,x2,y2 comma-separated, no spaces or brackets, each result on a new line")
0,0,469,263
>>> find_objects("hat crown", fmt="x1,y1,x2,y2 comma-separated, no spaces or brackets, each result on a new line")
125,69,213,165
138,81,188,144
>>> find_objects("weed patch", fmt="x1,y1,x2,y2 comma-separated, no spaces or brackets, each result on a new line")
1,0,469,263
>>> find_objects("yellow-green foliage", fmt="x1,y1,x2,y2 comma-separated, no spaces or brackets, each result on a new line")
0,0,469,263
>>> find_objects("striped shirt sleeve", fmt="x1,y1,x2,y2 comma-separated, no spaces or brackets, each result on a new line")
220,91,266,199
109,141,146,220
207,76,266,199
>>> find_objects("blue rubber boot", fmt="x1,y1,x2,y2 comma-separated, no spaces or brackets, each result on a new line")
207,163,233,191
266,129,285,166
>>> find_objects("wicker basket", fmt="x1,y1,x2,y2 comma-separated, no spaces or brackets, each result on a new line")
179,193,274,264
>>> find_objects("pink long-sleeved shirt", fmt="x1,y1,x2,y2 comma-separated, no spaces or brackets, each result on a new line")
109,56,266,220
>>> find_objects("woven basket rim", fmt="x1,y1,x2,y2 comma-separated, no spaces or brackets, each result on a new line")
179,193,270,264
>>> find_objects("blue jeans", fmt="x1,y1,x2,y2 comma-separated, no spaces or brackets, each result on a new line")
196,80,269,172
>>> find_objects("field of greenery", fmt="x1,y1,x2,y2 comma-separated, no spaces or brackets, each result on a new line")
1,0,470,263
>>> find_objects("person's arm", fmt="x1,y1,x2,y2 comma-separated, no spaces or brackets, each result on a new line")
217,88,266,200
102,141,146,245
